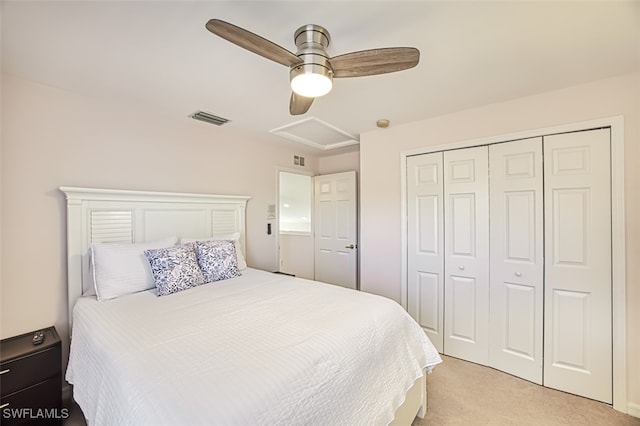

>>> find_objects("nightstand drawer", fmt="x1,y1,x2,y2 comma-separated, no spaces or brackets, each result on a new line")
0,376,62,425
0,346,61,397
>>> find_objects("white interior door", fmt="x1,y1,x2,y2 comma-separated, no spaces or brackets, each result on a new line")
406,153,445,352
543,129,612,403
489,138,544,384
314,171,358,289
444,147,490,365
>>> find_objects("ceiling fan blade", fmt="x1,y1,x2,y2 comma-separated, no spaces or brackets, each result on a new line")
330,47,420,78
206,19,302,67
290,92,314,115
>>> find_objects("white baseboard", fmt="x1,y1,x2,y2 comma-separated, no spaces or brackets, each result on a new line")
628,402,640,419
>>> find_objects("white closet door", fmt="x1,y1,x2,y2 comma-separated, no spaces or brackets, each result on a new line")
543,129,612,403
444,147,489,364
489,138,544,384
407,153,445,352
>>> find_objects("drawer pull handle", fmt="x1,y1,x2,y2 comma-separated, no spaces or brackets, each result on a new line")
0,369,9,375
0,403,8,409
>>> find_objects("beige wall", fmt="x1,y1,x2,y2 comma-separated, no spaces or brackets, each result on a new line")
318,149,360,175
359,72,640,413
0,73,320,346
279,234,314,280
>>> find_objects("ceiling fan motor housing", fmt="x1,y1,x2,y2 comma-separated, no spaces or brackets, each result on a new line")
290,24,333,96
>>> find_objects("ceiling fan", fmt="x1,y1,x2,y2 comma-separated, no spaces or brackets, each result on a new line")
205,19,420,115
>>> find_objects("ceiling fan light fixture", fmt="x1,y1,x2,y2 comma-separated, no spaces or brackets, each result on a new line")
206,19,421,115
290,63,333,98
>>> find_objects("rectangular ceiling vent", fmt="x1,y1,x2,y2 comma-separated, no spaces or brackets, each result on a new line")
190,110,230,126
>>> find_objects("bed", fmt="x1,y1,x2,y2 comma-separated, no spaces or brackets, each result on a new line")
61,186,442,425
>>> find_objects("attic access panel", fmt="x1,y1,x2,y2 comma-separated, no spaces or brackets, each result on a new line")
270,117,359,151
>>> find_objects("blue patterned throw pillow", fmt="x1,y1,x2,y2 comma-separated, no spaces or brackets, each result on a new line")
195,240,241,283
144,243,206,296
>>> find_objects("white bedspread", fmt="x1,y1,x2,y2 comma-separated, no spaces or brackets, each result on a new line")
66,268,441,426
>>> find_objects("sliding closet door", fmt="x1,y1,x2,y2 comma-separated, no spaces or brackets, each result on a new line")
407,153,445,352
488,138,544,384
444,147,489,365
543,129,612,403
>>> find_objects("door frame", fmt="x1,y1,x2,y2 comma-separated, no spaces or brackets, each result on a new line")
399,115,627,413
275,167,315,276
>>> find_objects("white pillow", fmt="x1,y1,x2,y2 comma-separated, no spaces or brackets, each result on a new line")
91,237,178,301
181,232,247,270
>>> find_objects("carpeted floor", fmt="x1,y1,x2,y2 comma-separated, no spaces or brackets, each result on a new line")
415,355,640,425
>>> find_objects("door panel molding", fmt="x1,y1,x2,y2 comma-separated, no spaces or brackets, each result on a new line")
489,137,543,385
543,129,612,403
443,147,489,365
407,153,445,352
314,171,358,289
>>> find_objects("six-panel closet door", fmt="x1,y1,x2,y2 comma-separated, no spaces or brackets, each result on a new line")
406,147,491,362
406,152,445,352
543,129,612,403
488,138,544,384
442,147,490,365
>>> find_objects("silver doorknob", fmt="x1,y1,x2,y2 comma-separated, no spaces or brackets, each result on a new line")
459,265,465,270
515,272,522,277
345,244,355,249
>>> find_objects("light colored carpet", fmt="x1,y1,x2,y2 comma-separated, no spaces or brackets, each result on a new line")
415,355,640,426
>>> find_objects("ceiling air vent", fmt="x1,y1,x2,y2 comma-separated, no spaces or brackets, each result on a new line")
190,110,230,126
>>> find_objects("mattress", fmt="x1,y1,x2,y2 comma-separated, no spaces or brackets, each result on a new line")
66,268,442,425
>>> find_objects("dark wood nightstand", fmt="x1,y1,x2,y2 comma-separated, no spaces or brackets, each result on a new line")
1,326,63,425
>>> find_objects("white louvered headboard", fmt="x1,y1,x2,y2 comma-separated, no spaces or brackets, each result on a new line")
60,187,250,328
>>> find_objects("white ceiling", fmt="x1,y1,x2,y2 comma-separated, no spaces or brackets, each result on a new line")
2,1,639,156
